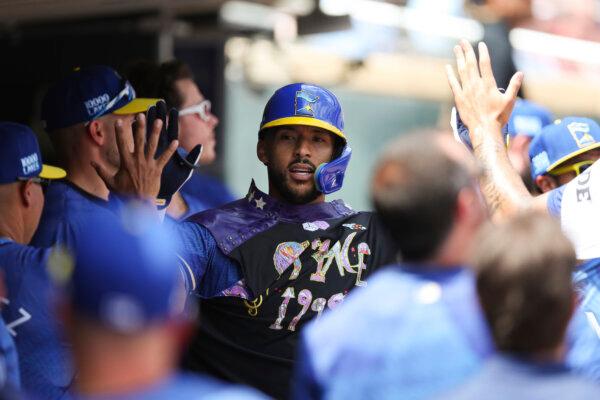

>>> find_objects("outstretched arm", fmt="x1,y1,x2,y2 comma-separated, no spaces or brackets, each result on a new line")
446,40,548,220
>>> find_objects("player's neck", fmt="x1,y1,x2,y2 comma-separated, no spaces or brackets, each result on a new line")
66,161,110,201
0,217,27,244
267,185,326,205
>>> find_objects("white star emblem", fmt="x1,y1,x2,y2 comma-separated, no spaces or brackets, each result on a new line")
254,197,266,210
247,191,255,202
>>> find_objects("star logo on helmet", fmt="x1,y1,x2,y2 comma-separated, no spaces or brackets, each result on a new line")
295,90,319,117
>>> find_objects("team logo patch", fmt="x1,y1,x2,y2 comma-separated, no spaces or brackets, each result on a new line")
84,93,110,117
532,151,550,175
302,221,329,231
20,153,40,175
295,90,319,117
568,122,596,148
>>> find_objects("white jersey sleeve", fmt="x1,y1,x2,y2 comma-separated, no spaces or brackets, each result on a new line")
552,160,600,260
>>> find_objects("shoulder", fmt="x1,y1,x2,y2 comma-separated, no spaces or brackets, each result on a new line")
0,242,48,265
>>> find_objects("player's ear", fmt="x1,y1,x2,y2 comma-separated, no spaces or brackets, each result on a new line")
257,138,269,165
86,119,106,146
19,179,36,208
535,175,558,193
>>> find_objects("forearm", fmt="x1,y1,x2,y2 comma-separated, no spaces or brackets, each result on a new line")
471,122,533,220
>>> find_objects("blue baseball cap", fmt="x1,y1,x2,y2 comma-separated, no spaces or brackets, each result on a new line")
41,66,160,132
260,83,346,142
506,98,554,138
529,117,600,179
0,122,66,184
49,206,181,333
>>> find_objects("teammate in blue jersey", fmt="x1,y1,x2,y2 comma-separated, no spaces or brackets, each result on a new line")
529,117,600,194
31,65,161,248
57,209,265,400
0,122,69,397
446,40,600,382
442,213,600,400
293,131,492,400
126,60,234,220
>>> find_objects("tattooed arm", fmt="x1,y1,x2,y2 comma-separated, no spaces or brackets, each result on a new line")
446,39,548,220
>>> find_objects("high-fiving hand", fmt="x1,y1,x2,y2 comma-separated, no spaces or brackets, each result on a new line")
445,40,523,148
92,112,178,201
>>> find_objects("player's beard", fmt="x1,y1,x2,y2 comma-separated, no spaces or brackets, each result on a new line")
267,159,321,205
104,145,121,171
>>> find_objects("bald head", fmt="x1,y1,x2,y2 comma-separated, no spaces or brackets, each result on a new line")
372,131,479,262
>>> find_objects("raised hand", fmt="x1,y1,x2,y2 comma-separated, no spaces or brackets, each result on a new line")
446,40,523,148
146,100,202,209
92,113,178,200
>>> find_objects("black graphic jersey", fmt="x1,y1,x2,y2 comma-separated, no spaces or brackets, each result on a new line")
183,184,396,399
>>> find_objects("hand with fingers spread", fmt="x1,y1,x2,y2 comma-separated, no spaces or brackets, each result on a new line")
146,100,203,209
92,112,178,201
445,39,536,220
446,40,523,149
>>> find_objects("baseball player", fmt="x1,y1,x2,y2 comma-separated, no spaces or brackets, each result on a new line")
529,117,600,193
127,60,235,219
54,208,266,400
31,65,163,248
293,131,492,400
0,122,68,397
121,83,396,398
446,39,600,381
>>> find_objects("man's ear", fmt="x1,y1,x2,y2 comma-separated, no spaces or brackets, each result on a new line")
535,175,558,193
19,180,35,208
86,120,105,147
257,139,269,165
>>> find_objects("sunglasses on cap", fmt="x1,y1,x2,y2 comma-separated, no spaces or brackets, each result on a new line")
548,160,595,177
178,100,212,122
17,176,52,194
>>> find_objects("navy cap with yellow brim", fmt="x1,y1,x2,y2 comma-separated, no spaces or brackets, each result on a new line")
0,122,67,184
259,83,346,142
41,65,160,132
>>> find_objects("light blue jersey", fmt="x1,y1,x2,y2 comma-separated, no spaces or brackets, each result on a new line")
293,265,493,400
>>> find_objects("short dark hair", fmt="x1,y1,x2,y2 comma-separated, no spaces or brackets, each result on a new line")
371,131,473,262
125,60,194,110
472,212,576,354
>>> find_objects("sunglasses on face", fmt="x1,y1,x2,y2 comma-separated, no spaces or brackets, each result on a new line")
178,99,212,122
548,160,595,177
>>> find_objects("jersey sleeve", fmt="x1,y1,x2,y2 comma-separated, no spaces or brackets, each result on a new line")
174,221,243,298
